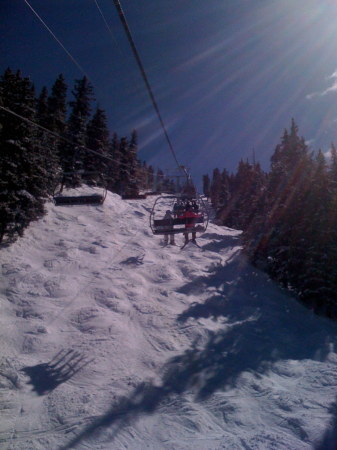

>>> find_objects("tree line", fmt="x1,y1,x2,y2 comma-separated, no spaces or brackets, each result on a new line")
205,119,337,320
0,68,166,243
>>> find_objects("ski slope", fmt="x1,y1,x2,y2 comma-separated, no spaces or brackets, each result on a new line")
1,191,337,449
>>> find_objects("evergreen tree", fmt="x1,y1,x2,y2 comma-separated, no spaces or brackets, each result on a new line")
218,160,264,230
155,169,165,193
36,86,60,192
203,174,210,198
85,106,109,185
219,169,231,207
45,74,68,189
296,150,336,310
246,120,312,270
147,165,154,191
47,74,67,135
137,161,156,192
63,76,94,184
36,86,49,126
329,142,337,188
0,68,48,242
127,130,139,195
106,132,121,193
118,136,131,195
210,168,222,209
137,161,148,191
207,119,337,319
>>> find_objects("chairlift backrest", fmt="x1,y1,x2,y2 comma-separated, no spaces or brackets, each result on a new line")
53,170,107,206
150,194,209,236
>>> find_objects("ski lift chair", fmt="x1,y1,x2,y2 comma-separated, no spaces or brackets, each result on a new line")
53,171,107,206
150,194,209,237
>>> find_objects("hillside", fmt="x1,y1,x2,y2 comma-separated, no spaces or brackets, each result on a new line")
1,191,337,449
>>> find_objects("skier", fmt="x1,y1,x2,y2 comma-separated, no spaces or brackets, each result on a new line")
173,199,184,218
162,210,175,245
180,204,199,245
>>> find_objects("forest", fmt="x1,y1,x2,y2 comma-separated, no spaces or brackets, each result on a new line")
0,68,171,244
205,119,337,320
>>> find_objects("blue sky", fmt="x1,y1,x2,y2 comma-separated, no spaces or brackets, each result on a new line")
2,0,337,185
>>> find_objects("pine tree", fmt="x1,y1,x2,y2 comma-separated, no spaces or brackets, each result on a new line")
0,68,48,242
126,130,139,196
63,76,94,185
203,174,210,198
106,132,121,193
155,169,165,193
85,106,109,185
216,161,266,230
147,165,154,191
297,150,336,310
210,168,222,209
36,86,49,126
207,119,337,319
118,137,129,195
44,74,68,190
36,86,60,192
329,142,337,188
246,120,312,273
137,161,148,191
47,74,67,135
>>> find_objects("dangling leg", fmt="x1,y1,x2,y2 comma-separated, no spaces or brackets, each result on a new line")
181,232,189,249
191,231,201,247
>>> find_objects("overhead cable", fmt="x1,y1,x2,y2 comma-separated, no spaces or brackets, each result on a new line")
24,0,92,82
112,0,187,178
92,0,143,96
0,105,133,170
93,0,120,47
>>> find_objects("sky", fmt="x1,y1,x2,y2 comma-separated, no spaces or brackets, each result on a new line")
2,0,337,185
1,191,337,448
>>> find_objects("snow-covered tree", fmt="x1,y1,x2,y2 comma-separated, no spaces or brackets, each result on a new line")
62,76,94,185
84,106,109,185
0,69,48,242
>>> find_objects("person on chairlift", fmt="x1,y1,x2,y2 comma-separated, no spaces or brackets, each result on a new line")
163,210,175,245
180,203,199,245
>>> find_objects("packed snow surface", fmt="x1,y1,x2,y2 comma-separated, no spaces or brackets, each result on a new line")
1,191,337,450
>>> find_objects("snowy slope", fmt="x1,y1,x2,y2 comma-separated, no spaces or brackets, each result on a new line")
0,191,337,450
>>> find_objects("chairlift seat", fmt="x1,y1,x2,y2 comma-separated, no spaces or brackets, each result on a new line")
122,194,147,200
152,216,204,235
54,194,105,206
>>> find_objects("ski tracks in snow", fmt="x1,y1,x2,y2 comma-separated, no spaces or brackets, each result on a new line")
1,193,337,449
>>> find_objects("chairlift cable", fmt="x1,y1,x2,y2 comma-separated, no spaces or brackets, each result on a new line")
92,0,147,115
23,0,92,83
93,0,120,48
23,0,191,185
112,0,188,181
0,105,132,170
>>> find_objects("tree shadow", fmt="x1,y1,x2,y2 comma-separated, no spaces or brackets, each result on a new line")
120,255,144,266
62,254,337,449
315,396,337,450
177,255,337,437
200,232,241,253
22,349,92,395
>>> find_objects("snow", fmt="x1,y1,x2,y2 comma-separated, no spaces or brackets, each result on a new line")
0,190,337,450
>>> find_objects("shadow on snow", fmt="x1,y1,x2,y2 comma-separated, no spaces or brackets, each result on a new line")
22,349,92,396
315,396,337,450
62,250,337,449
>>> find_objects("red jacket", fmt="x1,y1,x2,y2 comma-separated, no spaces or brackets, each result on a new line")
180,210,199,228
